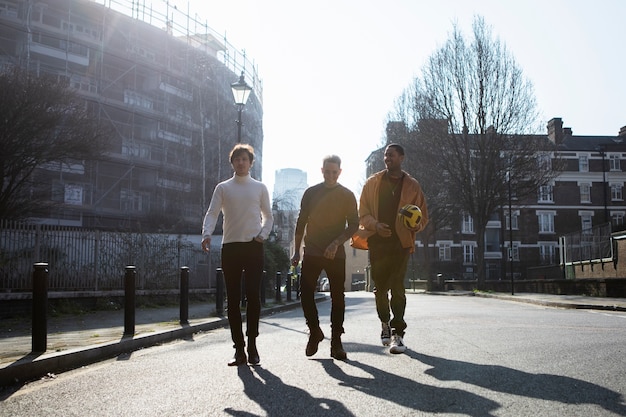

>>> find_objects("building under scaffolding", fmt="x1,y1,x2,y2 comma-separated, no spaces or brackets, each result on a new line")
0,0,264,232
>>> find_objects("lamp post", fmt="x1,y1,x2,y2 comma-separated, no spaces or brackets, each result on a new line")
230,71,252,143
598,146,609,223
506,169,514,295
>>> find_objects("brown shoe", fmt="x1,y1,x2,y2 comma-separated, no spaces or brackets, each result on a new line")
228,348,247,366
305,327,324,357
330,338,347,360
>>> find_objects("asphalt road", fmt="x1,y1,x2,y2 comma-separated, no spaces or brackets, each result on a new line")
2,292,625,417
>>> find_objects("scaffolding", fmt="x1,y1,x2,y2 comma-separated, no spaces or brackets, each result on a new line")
93,0,262,103
0,0,265,231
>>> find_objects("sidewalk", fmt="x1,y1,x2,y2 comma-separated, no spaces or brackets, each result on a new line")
0,294,315,388
475,291,626,311
2,292,625,388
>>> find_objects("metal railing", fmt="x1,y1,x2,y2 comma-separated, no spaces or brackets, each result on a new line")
560,222,613,265
0,220,213,291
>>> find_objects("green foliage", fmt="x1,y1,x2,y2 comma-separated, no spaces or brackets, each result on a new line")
264,240,290,283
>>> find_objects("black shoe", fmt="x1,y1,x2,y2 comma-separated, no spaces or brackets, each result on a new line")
247,346,260,365
330,338,347,360
228,349,247,366
306,327,324,357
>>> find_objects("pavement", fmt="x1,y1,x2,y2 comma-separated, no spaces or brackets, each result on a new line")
1,291,626,389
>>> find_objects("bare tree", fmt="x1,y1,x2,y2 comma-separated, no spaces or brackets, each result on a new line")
389,17,560,288
0,66,110,219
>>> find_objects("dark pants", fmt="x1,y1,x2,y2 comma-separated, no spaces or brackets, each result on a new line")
300,255,346,337
370,247,410,337
221,240,264,349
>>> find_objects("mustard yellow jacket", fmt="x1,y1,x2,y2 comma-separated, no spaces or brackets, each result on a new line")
357,170,429,253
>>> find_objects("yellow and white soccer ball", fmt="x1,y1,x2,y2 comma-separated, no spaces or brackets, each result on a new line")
398,204,422,229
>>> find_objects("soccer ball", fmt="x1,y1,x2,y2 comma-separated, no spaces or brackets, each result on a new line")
398,204,422,229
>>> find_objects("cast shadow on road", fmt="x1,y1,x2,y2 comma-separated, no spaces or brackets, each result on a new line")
318,355,499,417
222,365,355,417
0,352,44,400
408,351,626,416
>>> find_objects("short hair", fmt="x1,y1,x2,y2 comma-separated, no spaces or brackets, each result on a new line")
229,144,255,163
386,143,405,156
322,154,342,168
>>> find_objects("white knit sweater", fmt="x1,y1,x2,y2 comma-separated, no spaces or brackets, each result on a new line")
202,174,273,244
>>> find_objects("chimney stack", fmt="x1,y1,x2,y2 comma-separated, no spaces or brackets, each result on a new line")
547,118,564,144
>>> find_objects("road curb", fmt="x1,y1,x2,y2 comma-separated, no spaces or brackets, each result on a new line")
0,296,325,388
474,292,626,312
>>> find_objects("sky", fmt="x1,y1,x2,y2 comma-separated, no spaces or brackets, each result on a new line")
178,0,625,198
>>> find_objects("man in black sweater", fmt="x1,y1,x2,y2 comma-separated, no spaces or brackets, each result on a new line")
291,155,359,360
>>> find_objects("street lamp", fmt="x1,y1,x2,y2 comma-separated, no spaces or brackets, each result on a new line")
597,145,609,223
506,169,514,295
230,71,252,143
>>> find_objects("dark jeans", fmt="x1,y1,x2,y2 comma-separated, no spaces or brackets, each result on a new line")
221,240,264,349
369,246,410,337
300,255,346,337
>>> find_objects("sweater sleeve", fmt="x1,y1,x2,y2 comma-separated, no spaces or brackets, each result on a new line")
201,184,223,240
258,183,274,240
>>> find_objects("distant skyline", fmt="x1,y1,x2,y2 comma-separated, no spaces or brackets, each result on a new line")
182,0,625,198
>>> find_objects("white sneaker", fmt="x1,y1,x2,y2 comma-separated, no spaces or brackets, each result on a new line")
389,334,406,354
381,322,391,346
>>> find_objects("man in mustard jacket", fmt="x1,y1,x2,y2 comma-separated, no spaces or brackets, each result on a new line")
358,143,428,354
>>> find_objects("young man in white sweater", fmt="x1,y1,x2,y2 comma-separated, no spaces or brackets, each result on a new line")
202,144,273,366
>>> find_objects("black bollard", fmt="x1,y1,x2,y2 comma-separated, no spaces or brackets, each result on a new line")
275,271,282,303
124,266,136,336
215,268,224,316
286,272,292,302
32,263,49,353
180,266,189,324
296,274,301,300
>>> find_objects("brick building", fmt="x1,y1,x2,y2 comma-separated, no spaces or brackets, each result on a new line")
368,118,626,282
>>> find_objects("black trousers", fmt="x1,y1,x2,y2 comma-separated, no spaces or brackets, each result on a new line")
369,246,410,337
300,254,346,337
221,240,264,348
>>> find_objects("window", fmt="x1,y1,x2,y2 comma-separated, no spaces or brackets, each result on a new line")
539,243,557,264
463,244,475,263
120,189,147,212
611,184,623,201
505,210,519,230
612,212,625,227
537,211,555,233
580,212,593,233
579,155,589,172
124,90,154,110
537,153,552,171
610,154,621,171
438,242,452,261
538,185,553,203
462,213,474,233
579,183,591,203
